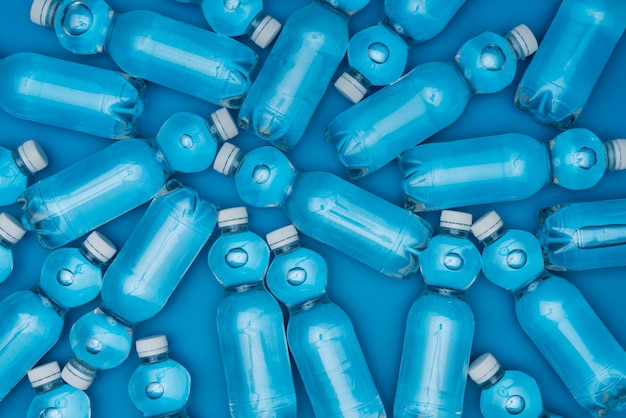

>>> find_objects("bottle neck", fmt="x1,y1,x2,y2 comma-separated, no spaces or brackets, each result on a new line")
140,352,169,364
380,16,413,46
32,286,68,315
38,0,63,28
79,246,106,267
504,32,526,61
219,223,249,235
0,237,13,249
479,224,508,246
440,226,470,238
11,149,34,176
33,377,64,394
225,149,245,177
424,285,466,299
272,241,301,256
245,11,269,37
479,367,505,389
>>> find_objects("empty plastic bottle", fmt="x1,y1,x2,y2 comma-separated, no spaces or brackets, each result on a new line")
207,206,296,417
20,110,236,249
213,143,432,279
0,139,48,207
0,52,144,139
399,130,626,212
237,0,371,151
128,335,191,418
394,210,481,417
0,213,27,284
326,24,538,178
30,0,258,108
471,210,626,416
27,361,91,418
515,0,626,129
468,353,562,418
265,225,386,417
0,231,116,401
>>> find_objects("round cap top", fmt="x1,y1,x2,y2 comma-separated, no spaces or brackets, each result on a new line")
210,108,238,141
334,71,367,104
17,139,49,174
213,142,241,175
250,15,282,48
30,0,55,26
0,212,26,244
440,210,472,231
266,224,299,251
83,231,117,264
508,24,538,58
471,210,504,242
217,206,248,228
61,362,94,390
136,334,169,358
468,352,501,385
28,361,61,388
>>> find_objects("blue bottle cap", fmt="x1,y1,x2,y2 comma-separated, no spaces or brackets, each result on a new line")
28,361,61,388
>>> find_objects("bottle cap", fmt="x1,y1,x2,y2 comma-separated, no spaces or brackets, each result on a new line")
250,15,282,48
61,362,94,390
608,139,626,170
217,206,249,228
30,0,55,27
440,210,472,231
266,224,299,251
508,24,538,58
471,210,504,242
17,139,49,174
210,108,238,141
334,71,368,104
468,352,501,385
83,231,117,264
213,142,241,175
136,335,169,358
0,213,27,244
27,361,61,388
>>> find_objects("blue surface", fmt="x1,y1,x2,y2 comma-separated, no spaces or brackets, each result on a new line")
1,0,626,417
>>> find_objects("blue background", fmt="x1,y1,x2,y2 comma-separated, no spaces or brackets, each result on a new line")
1,0,626,416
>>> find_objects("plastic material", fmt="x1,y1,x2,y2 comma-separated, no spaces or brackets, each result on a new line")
0,140,48,207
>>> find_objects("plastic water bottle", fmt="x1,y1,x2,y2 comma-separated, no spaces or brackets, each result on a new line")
394,210,481,417
399,130,626,212
265,225,386,417
326,24,538,179
0,231,116,401
213,143,432,279
26,361,91,418
0,139,48,207
515,0,626,128
471,210,626,416
62,182,216,390
172,0,282,48
468,353,562,418
20,110,236,249
128,335,191,418
237,0,371,151
207,206,296,417
0,213,27,284
30,0,258,108
0,52,144,139
335,0,466,102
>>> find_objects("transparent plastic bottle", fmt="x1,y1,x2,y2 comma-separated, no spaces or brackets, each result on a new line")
30,0,258,108
394,211,481,417
471,211,626,416
326,25,538,179
20,110,236,249
237,0,370,151
213,143,432,279
0,139,48,207
399,130,626,212
207,206,296,417
26,361,91,418
0,213,27,283
265,225,387,417
128,335,191,418
0,52,144,139
515,0,626,128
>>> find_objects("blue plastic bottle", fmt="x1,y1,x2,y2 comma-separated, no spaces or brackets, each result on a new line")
213,143,432,279
128,335,191,418
468,353,562,418
399,130,626,212
0,231,116,401
62,182,217,390
0,52,144,139
326,24,538,178
394,210,481,417
30,0,258,108
0,212,27,284
265,225,386,417
471,211,626,416
237,0,371,151
515,0,626,128
0,139,48,207
20,110,236,249
207,206,296,417
26,361,91,418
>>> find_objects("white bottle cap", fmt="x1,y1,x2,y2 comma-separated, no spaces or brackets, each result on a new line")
608,139,626,170
471,210,504,242
213,142,242,175
334,71,368,104
17,139,49,174
136,335,169,358
217,206,249,228
250,14,282,49
468,352,501,385
0,213,27,244
83,231,117,264
266,224,299,251
210,108,239,141
30,0,55,27
440,210,472,231
61,362,94,390
27,361,61,388
508,24,538,59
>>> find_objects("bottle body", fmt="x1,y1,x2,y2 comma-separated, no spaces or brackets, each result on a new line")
27,383,91,418
479,370,551,418
0,245,13,282
194,0,263,36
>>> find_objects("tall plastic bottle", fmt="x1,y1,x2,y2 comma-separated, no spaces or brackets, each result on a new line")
237,0,371,151
399,130,626,212
515,0,626,128
0,213,27,283
26,361,91,418
394,210,481,417
61,182,216,391
30,0,258,108
0,139,48,207
19,110,236,249
265,225,387,417
128,335,191,418
471,210,626,416
207,206,296,417
468,353,562,418
326,25,538,179
213,143,432,279
0,231,116,401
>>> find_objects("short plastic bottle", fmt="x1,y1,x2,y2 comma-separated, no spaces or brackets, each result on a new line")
326,24,538,179
127,335,191,418
0,139,48,207
213,143,432,279
265,225,387,417
207,206,296,417
30,0,258,108
0,212,27,283
394,210,481,417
